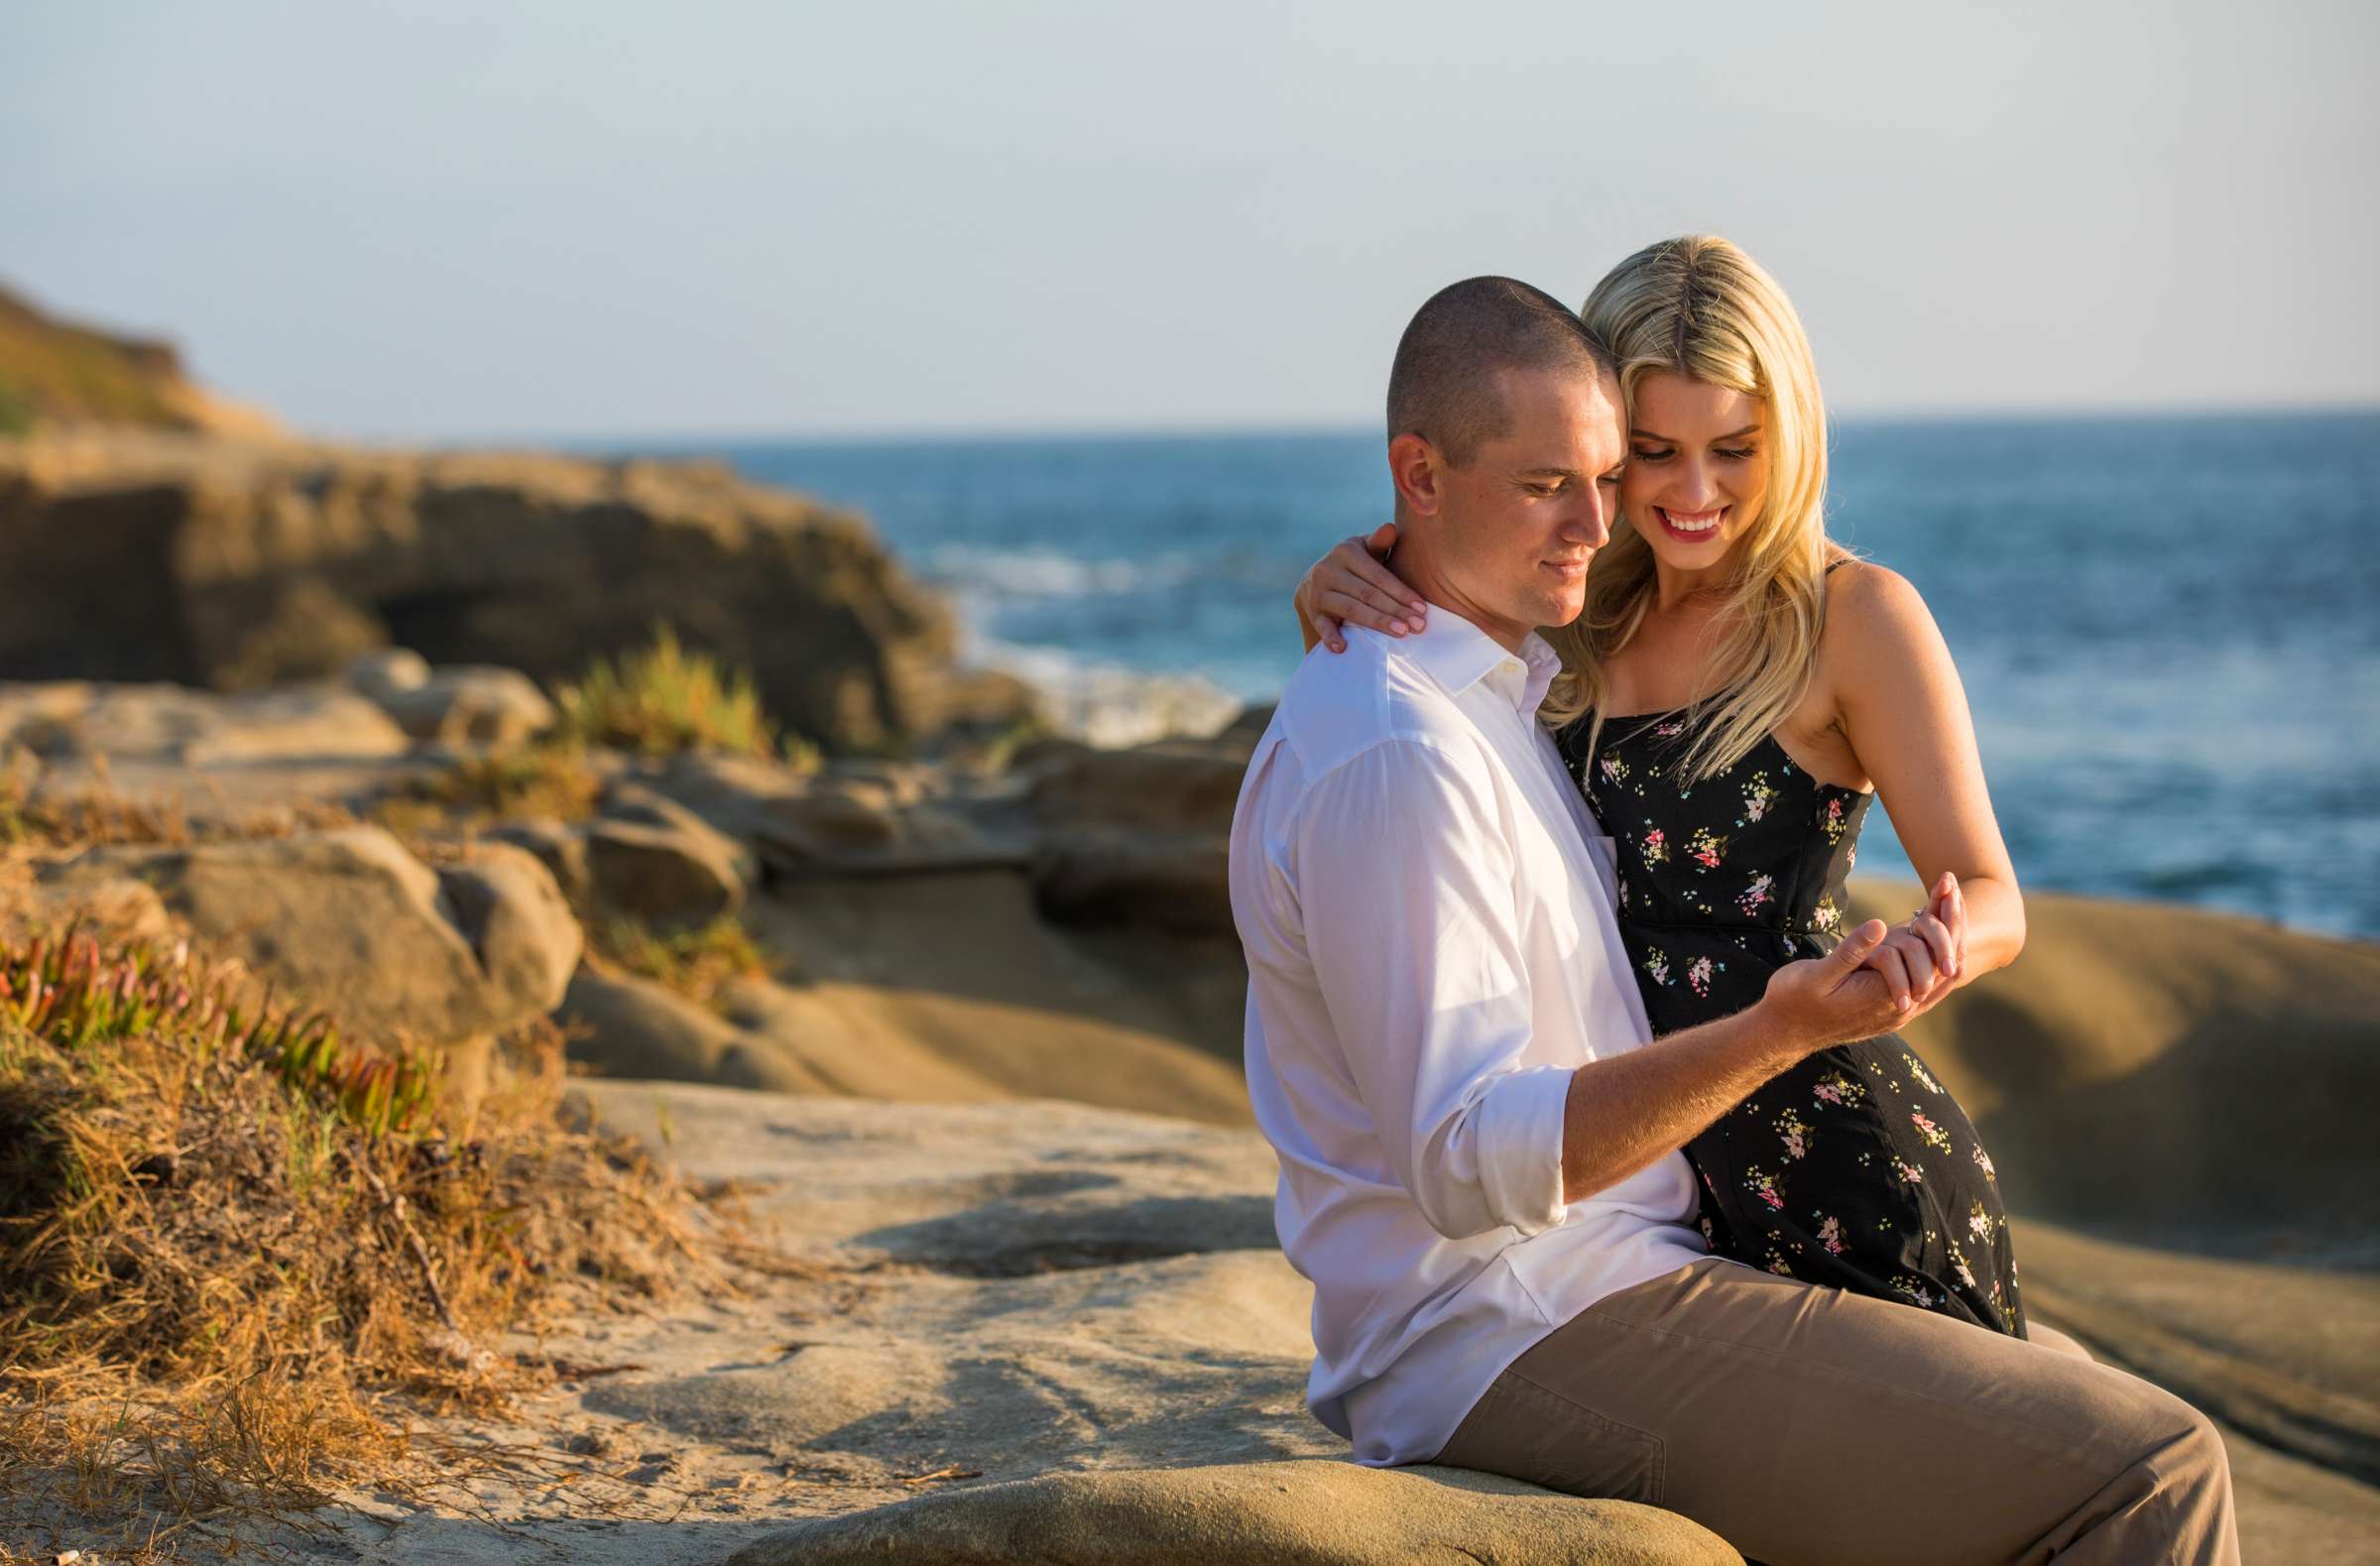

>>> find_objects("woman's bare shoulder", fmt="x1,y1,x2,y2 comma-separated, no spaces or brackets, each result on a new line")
1822,555,1938,654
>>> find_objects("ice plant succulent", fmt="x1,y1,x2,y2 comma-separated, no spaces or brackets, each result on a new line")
1,919,442,1138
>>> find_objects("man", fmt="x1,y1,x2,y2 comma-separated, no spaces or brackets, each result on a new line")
1226,277,2236,1563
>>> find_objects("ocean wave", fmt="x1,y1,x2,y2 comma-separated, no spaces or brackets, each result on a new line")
916,544,1276,601
970,637,1245,750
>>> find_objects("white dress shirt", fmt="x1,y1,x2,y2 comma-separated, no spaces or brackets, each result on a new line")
1229,607,1710,1467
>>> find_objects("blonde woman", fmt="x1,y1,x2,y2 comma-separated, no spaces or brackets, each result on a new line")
1294,237,2028,1335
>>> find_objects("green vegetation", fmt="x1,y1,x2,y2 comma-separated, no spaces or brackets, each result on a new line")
2,922,442,1136
368,741,602,839
591,911,776,1013
0,374,35,435
552,623,819,766
0,290,188,429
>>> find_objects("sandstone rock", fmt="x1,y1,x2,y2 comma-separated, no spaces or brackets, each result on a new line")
1026,738,1250,835
756,783,990,869
14,859,174,942
600,783,761,874
583,783,756,926
485,816,592,903
726,1459,1739,1566
49,826,577,1045
1031,829,1233,937
586,819,748,928
0,679,409,764
436,843,585,1024
1216,702,1276,749
367,663,556,746
343,647,431,699
554,969,823,1092
1022,735,1248,935
555,970,744,1083
0,431,1035,751
531,1083,1750,1563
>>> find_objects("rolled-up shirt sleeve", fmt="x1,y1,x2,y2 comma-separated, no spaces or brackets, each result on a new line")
1296,737,1571,1240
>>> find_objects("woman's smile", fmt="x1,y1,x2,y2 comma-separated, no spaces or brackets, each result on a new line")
1653,504,1728,541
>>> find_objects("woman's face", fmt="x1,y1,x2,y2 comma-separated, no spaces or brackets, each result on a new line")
1620,369,1771,573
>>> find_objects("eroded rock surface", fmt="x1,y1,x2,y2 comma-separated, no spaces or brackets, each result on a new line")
40,826,580,1044
728,1459,1738,1566
0,430,1034,750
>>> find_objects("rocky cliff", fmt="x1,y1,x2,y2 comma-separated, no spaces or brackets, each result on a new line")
0,430,1035,751
0,282,283,436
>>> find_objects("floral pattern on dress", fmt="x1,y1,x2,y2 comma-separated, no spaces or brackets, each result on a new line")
1560,694,2025,1340
1740,772,1779,824
1812,1070,1866,1109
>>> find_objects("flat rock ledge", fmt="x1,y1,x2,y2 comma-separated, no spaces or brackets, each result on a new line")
724,1458,1740,1566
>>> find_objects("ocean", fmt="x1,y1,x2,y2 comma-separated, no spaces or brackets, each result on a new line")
603,413,2380,941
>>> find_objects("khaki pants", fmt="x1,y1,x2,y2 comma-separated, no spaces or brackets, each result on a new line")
1431,1258,2238,1565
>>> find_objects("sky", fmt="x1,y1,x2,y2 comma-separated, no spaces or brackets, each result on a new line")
5,0,2375,441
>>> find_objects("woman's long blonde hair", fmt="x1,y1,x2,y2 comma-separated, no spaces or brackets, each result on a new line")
1542,235,1841,783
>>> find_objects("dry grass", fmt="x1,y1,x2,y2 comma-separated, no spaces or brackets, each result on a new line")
364,742,603,838
0,923,711,1557
587,911,777,1014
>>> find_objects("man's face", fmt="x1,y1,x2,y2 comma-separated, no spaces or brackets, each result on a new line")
1429,365,1626,646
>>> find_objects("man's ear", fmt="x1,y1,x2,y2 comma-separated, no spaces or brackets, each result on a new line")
1387,432,1446,517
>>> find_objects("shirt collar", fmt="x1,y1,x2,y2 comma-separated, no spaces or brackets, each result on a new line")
1374,607,1566,718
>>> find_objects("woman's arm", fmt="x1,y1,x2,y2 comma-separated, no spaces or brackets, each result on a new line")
1828,562,2027,988
1295,522,1428,654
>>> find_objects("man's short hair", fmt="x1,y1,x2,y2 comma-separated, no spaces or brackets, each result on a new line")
1386,277,1614,467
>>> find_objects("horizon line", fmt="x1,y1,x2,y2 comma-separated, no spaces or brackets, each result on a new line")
360,400,2380,454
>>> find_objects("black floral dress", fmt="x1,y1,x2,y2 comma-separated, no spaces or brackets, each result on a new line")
1556,707,2026,1337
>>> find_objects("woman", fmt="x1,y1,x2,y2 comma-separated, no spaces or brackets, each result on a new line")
1295,236,2028,1335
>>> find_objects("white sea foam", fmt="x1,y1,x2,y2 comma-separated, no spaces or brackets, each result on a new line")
971,637,1244,750
919,545,1212,600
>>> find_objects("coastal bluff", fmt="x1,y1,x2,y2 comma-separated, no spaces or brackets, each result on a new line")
0,428,1034,752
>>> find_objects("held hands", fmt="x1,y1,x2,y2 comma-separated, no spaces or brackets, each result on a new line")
1856,872,1965,1013
1763,874,1967,1052
1297,523,1426,654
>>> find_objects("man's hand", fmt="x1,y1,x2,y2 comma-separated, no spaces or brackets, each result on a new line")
1759,919,1910,1057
